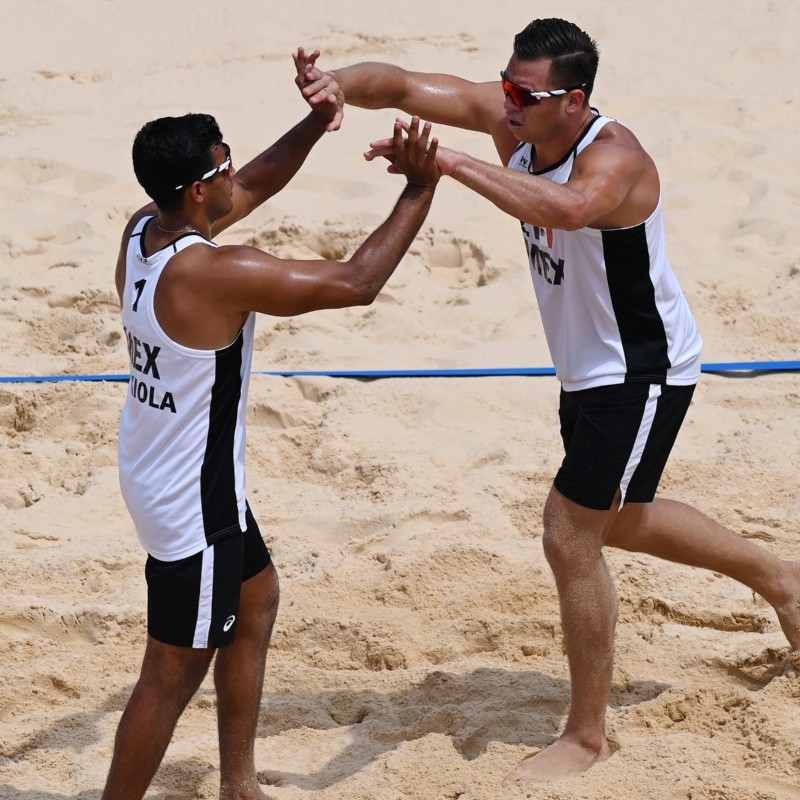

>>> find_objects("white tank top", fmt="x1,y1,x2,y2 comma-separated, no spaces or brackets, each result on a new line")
508,113,702,391
118,215,255,561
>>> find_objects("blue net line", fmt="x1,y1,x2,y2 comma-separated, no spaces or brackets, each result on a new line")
2,360,800,384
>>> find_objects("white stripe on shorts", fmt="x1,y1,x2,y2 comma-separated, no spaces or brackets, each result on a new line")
192,546,215,648
619,383,662,506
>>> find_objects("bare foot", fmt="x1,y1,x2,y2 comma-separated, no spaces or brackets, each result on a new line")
773,560,800,650
502,736,611,786
220,780,275,800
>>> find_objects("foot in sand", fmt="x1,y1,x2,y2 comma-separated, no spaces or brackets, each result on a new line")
502,735,611,786
219,785,275,800
772,559,800,650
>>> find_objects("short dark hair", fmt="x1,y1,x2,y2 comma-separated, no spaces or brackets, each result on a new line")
513,18,599,100
131,113,223,210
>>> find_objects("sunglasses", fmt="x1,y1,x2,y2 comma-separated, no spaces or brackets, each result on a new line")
500,71,586,107
174,143,232,191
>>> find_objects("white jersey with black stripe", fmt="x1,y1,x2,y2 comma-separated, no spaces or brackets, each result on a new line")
118,215,255,561
509,113,702,391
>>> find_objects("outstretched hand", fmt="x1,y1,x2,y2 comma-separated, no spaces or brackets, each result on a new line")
365,116,442,189
365,117,456,181
292,46,344,132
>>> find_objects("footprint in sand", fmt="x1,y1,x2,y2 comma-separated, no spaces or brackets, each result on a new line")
0,392,36,434
636,594,772,635
4,284,121,364
274,615,408,671
0,603,137,646
713,646,798,689
245,221,501,294
245,222,363,260
412,229,501,290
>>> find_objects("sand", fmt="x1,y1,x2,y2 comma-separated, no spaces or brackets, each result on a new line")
1,1,800,798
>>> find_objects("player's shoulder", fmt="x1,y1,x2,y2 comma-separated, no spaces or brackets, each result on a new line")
593,118,646,153
120,204,156,247
187,242,271,276
578,119,650,174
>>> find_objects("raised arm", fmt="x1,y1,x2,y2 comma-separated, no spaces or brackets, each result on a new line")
294,46,517,164
155,118,441,348
209,110,333,237
207,60,346,237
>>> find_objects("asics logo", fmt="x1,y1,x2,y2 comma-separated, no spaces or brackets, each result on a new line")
223,615,236,632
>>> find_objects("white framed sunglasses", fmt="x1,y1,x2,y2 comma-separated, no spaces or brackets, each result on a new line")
174,143,232,191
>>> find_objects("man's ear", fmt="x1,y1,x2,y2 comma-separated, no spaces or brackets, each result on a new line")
186,181,207,205
566,89,586,113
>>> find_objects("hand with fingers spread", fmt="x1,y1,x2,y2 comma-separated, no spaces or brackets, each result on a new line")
365,116,459,179
369,116,442,189
292,46,344,132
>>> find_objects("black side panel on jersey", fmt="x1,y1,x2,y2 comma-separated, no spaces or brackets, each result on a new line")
200,332,244,542
602,225,670,382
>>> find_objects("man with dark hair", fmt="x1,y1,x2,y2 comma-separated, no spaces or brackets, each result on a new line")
295,17,800,785
131,113,228,210
105,84,440,799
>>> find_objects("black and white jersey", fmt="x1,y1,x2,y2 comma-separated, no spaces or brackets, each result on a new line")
508,113,702,391
118,215,255,561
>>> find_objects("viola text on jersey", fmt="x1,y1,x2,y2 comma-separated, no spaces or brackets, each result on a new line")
124,327,177,413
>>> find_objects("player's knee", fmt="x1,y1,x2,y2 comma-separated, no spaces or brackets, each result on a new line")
542,488,606,573
542,494,578,571
140,644,213,706
542,524,579,574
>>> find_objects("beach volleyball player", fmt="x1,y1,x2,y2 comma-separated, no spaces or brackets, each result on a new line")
104,91,441,798
294,16,800,786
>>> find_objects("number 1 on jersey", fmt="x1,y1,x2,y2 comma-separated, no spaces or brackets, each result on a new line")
132,279,146,312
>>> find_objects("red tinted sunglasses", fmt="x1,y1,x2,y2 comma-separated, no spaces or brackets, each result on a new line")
500,71,586,107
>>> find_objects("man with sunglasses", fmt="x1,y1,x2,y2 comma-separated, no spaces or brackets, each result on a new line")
295,16,800,787
105,95,440,799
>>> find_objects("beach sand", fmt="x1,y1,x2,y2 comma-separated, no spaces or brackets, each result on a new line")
1,1,800,798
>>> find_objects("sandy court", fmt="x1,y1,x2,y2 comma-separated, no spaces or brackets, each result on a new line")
1,1,800,798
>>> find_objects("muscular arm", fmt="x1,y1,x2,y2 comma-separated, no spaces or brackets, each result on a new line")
363,120,654,231
158,181,436,348
223,118,439,315
155,118,441,348
443,138,647,229
214,182,435,316
331,63,497,130
297,52,518,164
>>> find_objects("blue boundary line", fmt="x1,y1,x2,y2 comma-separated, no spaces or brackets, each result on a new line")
2,360,800,384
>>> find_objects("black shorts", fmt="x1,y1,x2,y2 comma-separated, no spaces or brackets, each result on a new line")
554,382,695,511
145,504,271,649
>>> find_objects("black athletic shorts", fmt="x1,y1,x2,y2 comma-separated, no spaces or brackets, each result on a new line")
145,504,271,649
554,382,695,511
